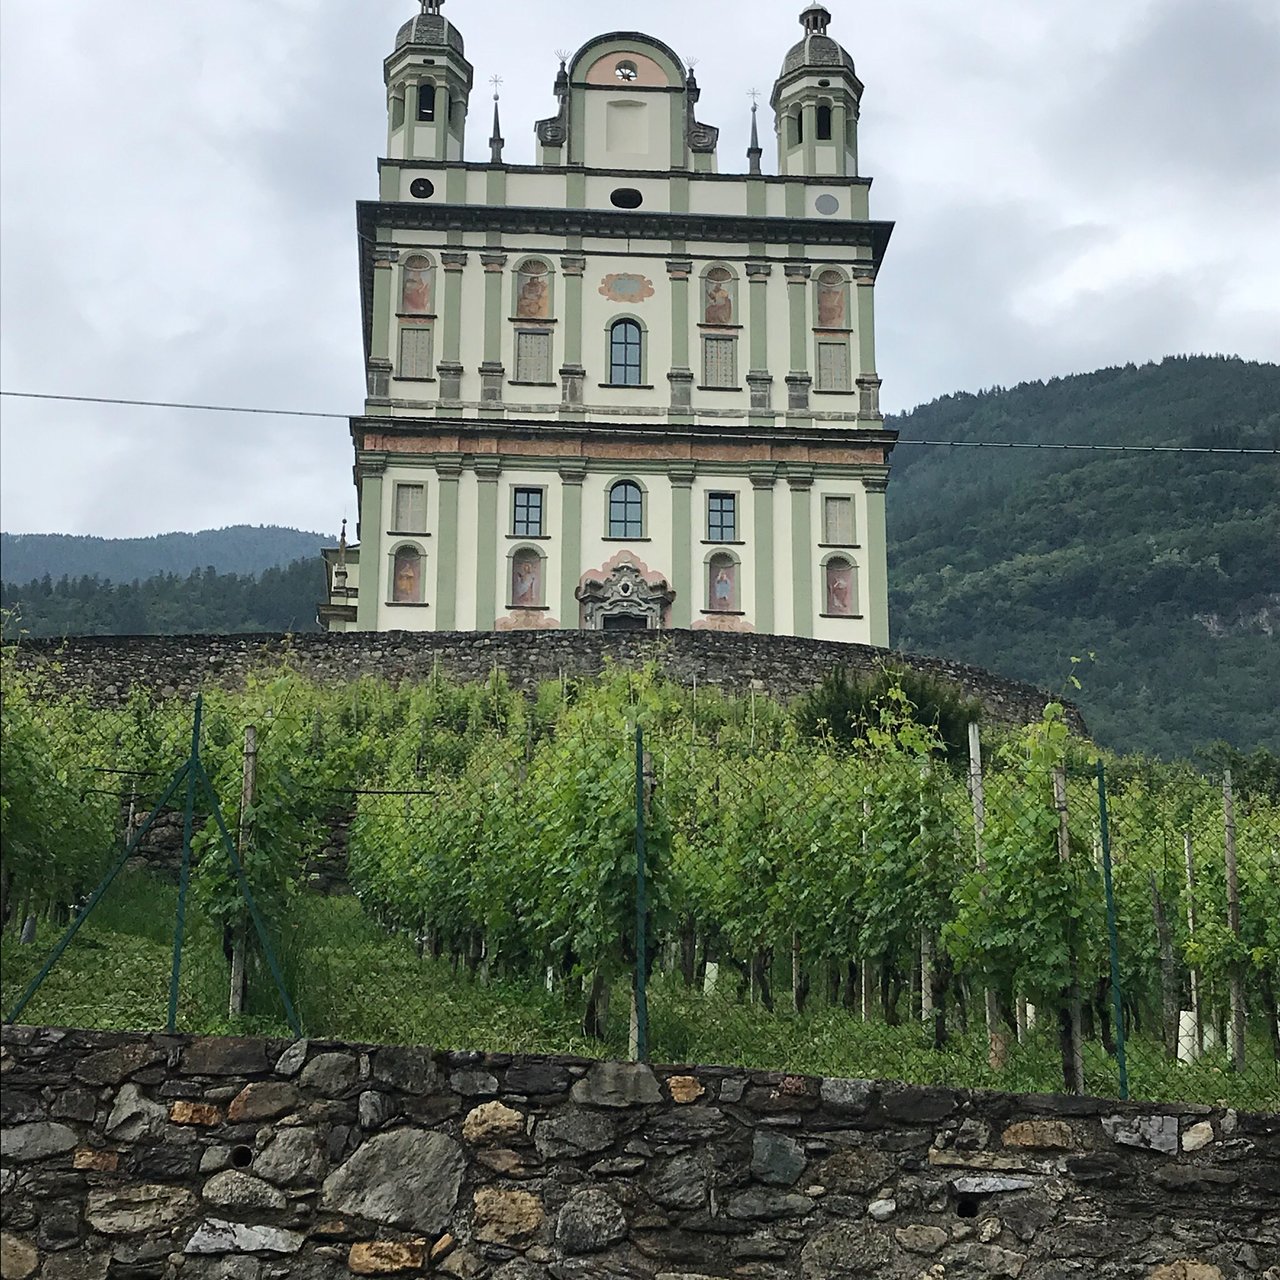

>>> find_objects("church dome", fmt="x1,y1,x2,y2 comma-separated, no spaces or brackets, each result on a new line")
779,3,855,78
395,2,465,55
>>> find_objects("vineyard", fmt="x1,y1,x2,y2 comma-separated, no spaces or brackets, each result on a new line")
2,649,1277,1108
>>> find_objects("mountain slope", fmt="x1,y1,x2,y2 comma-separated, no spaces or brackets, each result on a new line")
0,525,330,585
887,355,1280,758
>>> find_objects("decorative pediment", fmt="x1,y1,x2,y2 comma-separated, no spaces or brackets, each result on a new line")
577,552,674,630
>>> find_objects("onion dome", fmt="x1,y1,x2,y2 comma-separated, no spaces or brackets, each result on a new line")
779,4,855,78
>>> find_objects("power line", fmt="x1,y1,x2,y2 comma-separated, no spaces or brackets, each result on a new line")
2,388,1277,455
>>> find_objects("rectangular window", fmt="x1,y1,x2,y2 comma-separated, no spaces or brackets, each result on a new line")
815,339,850,391
702,336,736,388
514,330,552,383
823,496,855,545
512,487,544,537
393,483,427,533
398,326,433,379
707,492,737,543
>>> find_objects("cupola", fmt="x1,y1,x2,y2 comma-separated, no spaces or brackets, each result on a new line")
384,0,473,163
771,4,864,177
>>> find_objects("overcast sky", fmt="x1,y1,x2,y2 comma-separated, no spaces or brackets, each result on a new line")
1,0,1277,538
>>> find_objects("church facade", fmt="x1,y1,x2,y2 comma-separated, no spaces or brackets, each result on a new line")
321,1,896,642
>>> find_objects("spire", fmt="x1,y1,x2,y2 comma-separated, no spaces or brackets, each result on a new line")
334,519,349,593
488,75,504,163
747,90,763,175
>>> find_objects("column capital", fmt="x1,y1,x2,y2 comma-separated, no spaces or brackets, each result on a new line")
480,252,508,272
786,466,815,491
749,466,778,490
668,464,696,487
560,254,586,276
745,260,773,280
558,464,587,485
373,248,399,268
784,262,813,283
435,456,464,480
440,251,469,271
666,258,694,279
473,456,502,481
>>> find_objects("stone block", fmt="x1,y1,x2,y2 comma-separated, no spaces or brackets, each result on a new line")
180,1039,269,1077
534,1110,614,1158
504,1061,571,1095
1148,1265,1225,1280
751,1130,807,1187
1102,1114,1178,1154
73,1043,162,1086
951,1175,1037,1195
86,1185,198,1235
555,1189,627,1255
299,1052,359,1097
169,1101,223,1126
0,1122,78,1162
800,1223,891,1278
666,1076,705,1104
201,1170,287,1211
570,1062,662,1108
472,1187,545,1245
184,1219,304,1255
1181,1121,1214,1152
0,1234,39,1280
462,1100,524,1144
227,1082,300,1124
347,1241,428,1274
321,1128,464,1233
73,1148,119,1172
896,1225,949,1255
1002,1120,1074,1150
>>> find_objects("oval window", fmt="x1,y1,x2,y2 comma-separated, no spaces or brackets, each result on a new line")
409,177,435,199
610,188,643,209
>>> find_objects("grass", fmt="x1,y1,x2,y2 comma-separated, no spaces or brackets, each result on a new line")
4,874,1277,1111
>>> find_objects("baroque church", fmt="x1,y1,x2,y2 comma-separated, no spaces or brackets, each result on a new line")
320,0,895,642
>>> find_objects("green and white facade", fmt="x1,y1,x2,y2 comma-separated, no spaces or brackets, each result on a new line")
321,0,897,641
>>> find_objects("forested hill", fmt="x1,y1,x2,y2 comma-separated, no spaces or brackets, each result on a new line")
1,558,325,638
0,525,329,584
887,355,1280,759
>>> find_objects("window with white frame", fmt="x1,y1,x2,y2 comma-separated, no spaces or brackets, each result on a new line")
398,327,434,379
608,480,644,538
514,330,553,383
822,495,855,545
608,320,643,386
392,482,427,533
512,487,544,537
707,491,737,542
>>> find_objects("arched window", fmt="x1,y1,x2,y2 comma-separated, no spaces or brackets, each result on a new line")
608,480,644,538
816,104,833,141
707,552,738,612
401,255,434,314
416,82,436,122
608,319,643,386
510,547,544,608
391,545,425,604
824,556,857,616
792,112,804,146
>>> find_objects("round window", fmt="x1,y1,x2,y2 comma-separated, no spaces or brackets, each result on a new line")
610,188,643,209
815,193,840,216
409,178,435,200
615,60,639,82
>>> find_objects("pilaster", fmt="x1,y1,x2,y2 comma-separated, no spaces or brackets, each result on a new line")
438,251,468,401
666,257,693,409
355,460,386,631
434,459,461,630
785,262,811,411
750,468,777,635
559,465,585,627
746,260,772,411
474,458,501,630
669,465,695,628
788,469,814,639
864,473,890,648
481,252,507,406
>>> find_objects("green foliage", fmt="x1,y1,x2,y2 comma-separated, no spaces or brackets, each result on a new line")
795,664,982,761
889,355,1280,759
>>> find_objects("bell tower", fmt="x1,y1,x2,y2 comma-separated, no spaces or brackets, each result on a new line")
384,0,473,163
771,3,863,177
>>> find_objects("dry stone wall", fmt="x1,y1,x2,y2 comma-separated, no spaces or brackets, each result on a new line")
2,1026,1275,1280
6,630,1085,733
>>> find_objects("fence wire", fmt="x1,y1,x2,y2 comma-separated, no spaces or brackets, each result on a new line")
2,657,1276,1109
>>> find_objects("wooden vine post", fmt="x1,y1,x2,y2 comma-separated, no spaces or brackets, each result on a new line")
1183,831,1203,1056
1053,764,1085,1094
1222,770,1246,1072
968,722,1009,1070
229,724,257,1017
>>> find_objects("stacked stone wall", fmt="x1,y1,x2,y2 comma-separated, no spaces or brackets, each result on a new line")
2,1026,1274,1279
6,630,1085,733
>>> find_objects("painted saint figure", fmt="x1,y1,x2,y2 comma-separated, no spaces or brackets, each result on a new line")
512,552,541,607
825,558,854,615
816,270,845,328
401,256,433,314
704,268,734,325
709,557,735,611
516,262,550,318
393,547,422,603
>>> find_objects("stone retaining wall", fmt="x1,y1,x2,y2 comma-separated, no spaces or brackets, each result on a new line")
6,630,1085,733
2,1026,1274,1280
